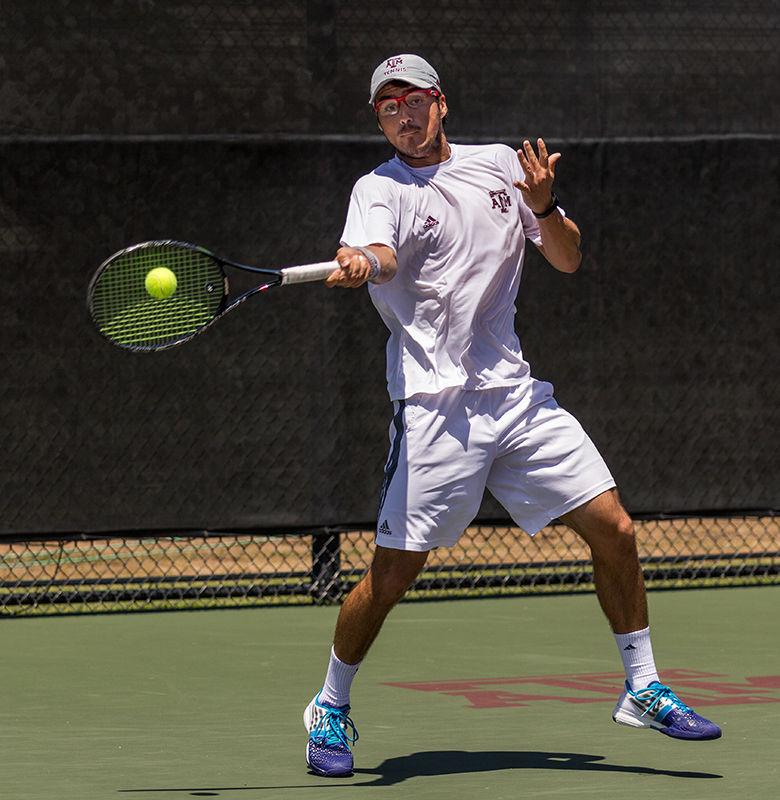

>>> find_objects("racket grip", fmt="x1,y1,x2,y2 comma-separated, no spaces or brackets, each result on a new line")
280,261,338,285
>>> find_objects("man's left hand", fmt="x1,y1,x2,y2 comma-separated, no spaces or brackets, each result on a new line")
514,138,560,215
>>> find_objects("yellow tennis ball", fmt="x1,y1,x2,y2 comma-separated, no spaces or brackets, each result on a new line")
145,267,177,299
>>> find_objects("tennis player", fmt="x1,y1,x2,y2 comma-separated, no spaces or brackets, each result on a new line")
303,54,722,778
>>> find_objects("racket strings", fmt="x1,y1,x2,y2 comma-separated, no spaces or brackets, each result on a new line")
89,244,226,350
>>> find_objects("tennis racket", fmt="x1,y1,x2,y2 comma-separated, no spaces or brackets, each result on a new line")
87,240,337,351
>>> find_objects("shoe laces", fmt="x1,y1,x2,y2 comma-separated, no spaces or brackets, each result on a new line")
311,704,359,748
634,682,691,718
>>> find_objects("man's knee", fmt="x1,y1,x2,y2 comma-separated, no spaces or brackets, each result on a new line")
611,505,635,538
611,509,637,552
366,547,428,607
562,490,637,553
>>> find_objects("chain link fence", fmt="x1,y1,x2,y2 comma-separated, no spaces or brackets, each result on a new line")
2,514,776,616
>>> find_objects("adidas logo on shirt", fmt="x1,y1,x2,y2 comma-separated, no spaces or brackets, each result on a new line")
422,215,439,231
378,520,393,536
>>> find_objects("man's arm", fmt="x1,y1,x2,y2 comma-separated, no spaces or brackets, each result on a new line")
325,244,398,288
514,138,582,274
534,209,582,274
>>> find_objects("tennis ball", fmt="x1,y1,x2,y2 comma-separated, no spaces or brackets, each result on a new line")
145,267,177,299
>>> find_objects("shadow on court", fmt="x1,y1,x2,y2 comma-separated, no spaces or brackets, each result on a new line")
351,750,722,786
119,750,721,794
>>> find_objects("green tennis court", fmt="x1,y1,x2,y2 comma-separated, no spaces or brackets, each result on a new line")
3,585,778,799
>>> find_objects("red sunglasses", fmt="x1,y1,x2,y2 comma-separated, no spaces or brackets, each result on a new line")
374,88,441,117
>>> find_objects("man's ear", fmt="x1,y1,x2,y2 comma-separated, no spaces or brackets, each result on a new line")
439,93,448,122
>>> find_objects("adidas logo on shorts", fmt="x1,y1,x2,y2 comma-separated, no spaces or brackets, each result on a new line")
378,520,393,536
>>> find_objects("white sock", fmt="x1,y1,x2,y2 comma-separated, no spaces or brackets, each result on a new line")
614,626,660,690
319,646,361,708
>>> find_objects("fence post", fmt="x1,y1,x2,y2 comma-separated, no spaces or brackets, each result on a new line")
310,529,341,604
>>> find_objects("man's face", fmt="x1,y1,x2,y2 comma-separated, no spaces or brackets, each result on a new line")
375,82,449,167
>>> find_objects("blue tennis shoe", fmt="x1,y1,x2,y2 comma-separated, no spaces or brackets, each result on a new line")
304,691,359,777
613,680,722,740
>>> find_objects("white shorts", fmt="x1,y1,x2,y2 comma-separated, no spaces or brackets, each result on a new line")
375,380,616,551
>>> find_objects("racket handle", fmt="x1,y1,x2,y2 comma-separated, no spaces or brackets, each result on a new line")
280,261,338,285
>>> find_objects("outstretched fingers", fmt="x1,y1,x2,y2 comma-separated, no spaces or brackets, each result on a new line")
514,138,561,203
518,138,560,174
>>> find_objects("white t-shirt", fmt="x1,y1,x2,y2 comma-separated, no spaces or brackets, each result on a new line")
341,142,555,401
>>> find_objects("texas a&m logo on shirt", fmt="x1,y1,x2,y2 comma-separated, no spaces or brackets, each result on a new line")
489,189,512,213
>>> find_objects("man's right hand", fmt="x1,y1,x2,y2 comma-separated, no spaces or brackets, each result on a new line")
326,245,397,287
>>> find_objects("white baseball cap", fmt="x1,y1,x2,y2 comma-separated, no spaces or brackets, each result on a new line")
369,54,441,106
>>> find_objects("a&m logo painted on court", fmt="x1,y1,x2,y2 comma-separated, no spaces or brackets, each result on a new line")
385,670,780,709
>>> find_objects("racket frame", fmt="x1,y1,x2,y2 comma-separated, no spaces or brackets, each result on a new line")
87,240,337,351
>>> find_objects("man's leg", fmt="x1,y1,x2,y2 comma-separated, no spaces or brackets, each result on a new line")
304,545,429,776
560,488,721,740
333,545,430,665
559,488,647,634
